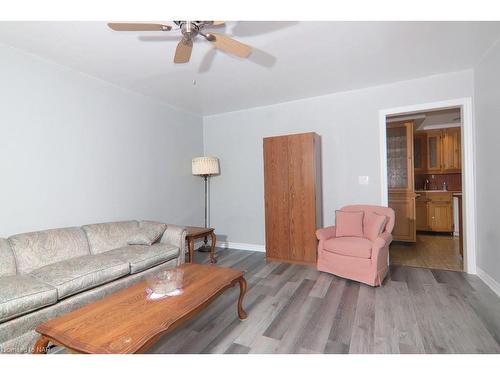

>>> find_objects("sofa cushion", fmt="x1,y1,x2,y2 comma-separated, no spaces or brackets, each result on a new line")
0,239,16,277
30,254,130,299
82,221,139,254
0,275,57,323
127,221,167,246
105,243,179,274
335,210,364,238
126,232,153,246
364,212,388,241
8,227,90,274
323,236,373,259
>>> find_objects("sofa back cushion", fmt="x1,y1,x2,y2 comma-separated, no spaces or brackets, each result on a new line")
8,228,90,274
82,221,139,254
0,238,17,277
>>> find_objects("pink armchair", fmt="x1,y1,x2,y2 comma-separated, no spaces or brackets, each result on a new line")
316,205,395,286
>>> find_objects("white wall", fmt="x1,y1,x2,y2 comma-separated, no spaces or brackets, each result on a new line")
203,70,474,245
474,39,500,286
0,43,204,237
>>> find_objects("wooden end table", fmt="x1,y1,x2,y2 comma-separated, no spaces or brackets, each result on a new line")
186,226,216,264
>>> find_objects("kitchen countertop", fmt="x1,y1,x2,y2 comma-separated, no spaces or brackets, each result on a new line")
415,190,462,193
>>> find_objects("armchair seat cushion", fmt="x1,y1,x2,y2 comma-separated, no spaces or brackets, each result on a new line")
30,254,130,299
323,236,372,259
0,275,57,323
104,244,179,274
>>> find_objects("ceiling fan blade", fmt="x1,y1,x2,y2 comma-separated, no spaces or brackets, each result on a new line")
107,23,172,31
207,32,252,58
212,21,225,26
174,38,193,63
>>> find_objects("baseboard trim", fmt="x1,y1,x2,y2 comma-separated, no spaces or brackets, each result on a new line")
216,241,266,252
477,267,500,297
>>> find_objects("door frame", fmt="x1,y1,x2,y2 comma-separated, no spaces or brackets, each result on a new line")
378,97,477,274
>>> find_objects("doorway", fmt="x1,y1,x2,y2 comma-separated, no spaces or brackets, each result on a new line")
379,98,476,274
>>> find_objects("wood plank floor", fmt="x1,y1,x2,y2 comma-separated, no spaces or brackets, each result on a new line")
148,249,500,354
390,234,463,271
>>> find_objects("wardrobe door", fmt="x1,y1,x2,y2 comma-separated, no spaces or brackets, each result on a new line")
263,136,290,261
287,133,317,264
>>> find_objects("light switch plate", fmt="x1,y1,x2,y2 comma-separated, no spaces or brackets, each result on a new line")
358,176,369,185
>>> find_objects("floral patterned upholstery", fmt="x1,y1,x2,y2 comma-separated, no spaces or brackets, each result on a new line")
0,219,186,353
30,254,130,299
0,275,57,323
8,228,91,274
103,243,179,274
82,221,139,254
0,239,16,277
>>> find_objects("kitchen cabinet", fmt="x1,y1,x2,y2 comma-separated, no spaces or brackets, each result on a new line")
415,191,454,233
387,121,416,242
442,128,461,172
426,130,442,173
390,191,417,242
429,200,453,232
415,193,429,230
421,128,461,174
413,132,427,174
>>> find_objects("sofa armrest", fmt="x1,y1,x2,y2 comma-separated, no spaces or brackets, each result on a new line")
160,224,187,265
316,226,336,241
373,232,393,249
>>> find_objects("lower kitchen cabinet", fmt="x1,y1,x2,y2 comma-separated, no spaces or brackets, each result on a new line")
428,200,453,232
416,194,430,230
415,191,454,233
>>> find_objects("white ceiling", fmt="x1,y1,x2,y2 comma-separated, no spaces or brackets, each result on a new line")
1,21,499,115
388,107,461,130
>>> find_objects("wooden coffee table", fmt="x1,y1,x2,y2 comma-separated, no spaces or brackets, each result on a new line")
33,264,247,354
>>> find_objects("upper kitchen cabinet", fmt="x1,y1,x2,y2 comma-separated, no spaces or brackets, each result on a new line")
413,132,427,174
426,130,443,173
421,128,461,174
442,128,461,173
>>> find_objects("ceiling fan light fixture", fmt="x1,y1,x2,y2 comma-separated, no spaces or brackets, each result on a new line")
108,21,252,64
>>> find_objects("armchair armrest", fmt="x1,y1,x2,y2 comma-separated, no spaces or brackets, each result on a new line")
316,226,336,241
160,224,187,265
371,231,393,270
373,232,393,249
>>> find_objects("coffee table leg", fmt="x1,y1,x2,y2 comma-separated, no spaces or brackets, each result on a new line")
237,277,248,321
209,231,217,264
33,335,50,354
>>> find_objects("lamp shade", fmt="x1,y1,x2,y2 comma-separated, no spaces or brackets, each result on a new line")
192,156,220,176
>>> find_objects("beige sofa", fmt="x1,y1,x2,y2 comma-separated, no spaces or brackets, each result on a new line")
0,220,186,354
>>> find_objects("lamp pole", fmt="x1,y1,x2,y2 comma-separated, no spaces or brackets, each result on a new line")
199,174,210,252
204,174,208,228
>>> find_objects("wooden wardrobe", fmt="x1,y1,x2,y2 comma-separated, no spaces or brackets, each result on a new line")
263,132,322,266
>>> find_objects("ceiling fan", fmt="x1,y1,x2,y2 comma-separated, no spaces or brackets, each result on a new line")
107,21,252,63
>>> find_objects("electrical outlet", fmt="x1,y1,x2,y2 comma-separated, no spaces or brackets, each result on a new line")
358,176,369,185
